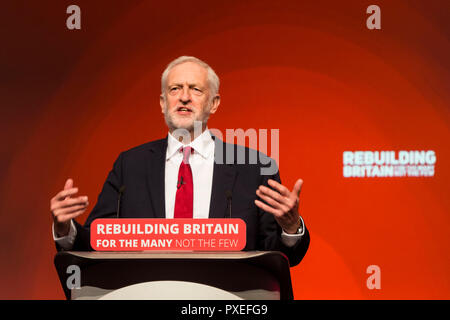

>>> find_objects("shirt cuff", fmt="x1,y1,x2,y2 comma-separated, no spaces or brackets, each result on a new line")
52,220,77,251
280,216,305,247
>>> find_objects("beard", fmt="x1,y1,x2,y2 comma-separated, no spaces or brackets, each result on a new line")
163,101,211,132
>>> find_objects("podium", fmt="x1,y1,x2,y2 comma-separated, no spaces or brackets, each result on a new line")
54,251,294,300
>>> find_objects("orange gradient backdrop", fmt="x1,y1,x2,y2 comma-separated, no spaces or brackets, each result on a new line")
0,0,449,299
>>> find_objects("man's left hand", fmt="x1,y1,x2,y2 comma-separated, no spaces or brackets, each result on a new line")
255,178,303,234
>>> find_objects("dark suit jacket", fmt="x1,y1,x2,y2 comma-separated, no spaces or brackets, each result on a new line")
65,136,309,267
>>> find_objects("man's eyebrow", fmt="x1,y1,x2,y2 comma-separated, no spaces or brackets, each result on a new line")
188,84,204,88
168,82,204,88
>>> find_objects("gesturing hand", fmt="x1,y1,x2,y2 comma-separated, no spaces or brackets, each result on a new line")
255,178,303,234
50,178,89,237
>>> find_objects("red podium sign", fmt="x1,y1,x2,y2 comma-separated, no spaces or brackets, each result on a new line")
91,218,246,251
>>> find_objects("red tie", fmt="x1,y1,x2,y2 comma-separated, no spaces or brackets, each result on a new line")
174,146,193,218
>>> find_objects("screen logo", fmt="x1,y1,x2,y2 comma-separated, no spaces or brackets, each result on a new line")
343,150,436,178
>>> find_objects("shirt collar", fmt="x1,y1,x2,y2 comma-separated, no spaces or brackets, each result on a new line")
166,129,214,160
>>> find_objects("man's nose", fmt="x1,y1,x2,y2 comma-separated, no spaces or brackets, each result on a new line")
179,87,191,104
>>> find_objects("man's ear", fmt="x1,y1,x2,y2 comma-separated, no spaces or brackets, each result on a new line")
160,95,165,114
209,95,220,114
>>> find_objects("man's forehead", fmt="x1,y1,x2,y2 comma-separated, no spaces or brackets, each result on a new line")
167,62,208,85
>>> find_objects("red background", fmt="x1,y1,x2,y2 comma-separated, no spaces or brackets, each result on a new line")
1,0,449,299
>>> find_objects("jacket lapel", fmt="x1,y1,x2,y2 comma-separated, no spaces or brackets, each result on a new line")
208,137,237,218
146,139,167,218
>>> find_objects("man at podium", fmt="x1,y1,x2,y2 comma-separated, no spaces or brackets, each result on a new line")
50,56,309,267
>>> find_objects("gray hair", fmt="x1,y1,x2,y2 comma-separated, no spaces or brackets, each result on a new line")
161,56,220,99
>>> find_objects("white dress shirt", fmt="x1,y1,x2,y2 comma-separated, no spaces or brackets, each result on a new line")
165,129,215,219
53,129,303,249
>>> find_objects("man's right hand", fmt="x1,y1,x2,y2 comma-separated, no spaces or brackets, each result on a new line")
51,178,89,237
